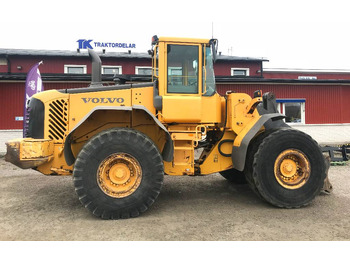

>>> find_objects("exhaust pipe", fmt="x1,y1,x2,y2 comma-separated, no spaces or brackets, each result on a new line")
88,49,103,87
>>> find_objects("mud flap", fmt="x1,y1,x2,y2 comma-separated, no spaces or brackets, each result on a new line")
321,156,333,194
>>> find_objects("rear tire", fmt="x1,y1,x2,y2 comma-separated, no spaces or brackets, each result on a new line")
252,129,326,208
73,128,164,219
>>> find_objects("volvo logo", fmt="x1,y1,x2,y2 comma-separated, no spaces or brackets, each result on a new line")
81,97,125,104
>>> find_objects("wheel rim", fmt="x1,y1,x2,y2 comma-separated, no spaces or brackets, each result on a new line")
97,153,142,198
274,149,311,189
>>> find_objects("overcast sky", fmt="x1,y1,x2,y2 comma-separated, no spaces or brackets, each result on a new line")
2,0,350,70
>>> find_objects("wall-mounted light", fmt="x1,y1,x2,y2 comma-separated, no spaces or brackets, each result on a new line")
17,66,22,70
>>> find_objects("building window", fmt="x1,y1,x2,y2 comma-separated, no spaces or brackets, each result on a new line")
0,57,7,65
64,65,87,74
168,67,183,86
102,66,122,75
276,99,306,124
135,66,152,75
231,68,250,76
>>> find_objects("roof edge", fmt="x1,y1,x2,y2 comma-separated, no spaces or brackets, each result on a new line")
0,48,268,62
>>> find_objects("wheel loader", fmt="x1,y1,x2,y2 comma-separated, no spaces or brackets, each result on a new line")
5,36,326,219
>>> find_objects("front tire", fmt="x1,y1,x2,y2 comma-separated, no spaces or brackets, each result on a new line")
220,169,247,184
73,128,164,219
245,129,279,197
252,129,326,208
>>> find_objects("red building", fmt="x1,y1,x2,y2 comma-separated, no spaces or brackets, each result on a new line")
1,48,350,130
264,68,350,80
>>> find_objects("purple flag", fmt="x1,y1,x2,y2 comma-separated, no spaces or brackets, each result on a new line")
23,61,44,137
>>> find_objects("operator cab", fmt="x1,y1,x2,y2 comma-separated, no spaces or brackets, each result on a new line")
150,36,222,124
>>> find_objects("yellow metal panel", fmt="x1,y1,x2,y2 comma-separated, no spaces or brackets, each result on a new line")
5,138,54,170
32,90,69,104
201,93,222,123
69,89,132,132
171,132,196,140
233,115,262,147
158,42,167,97
158,37,210,45
132,86,155,115
163,125,197,175
199,131,236,175
162,96,202,122
227,93,261,135
19,139,54,160
30,90,70,143
164,161,189,176
37,144,73,175
165,137,195,175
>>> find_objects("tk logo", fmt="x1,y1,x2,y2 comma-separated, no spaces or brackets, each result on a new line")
77,39,93,49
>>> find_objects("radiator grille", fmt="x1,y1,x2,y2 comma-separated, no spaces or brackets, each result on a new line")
48,99,68,141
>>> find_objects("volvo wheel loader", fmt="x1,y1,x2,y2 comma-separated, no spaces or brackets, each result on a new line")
5,36,326,219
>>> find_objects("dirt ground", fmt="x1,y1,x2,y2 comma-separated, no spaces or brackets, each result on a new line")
0,157,349,241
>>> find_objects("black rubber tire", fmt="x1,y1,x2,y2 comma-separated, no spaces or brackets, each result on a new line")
220,129,278,187
220,169,247,184
73,128,164,219
244,129,279,198
252,128,326,208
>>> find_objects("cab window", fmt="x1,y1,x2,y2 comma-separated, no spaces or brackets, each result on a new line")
167,45,199,94
203,46,216,96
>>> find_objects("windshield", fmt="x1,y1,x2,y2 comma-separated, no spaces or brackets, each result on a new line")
203,46,216,96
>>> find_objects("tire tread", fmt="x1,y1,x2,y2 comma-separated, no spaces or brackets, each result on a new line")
252,128,326,208
73,127,164,219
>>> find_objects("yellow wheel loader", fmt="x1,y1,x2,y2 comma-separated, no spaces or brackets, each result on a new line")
5,36,326,219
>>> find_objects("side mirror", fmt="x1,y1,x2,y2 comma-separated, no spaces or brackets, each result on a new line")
209,39,218,63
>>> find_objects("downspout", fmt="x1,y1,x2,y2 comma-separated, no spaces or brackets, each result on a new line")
6,55,11,74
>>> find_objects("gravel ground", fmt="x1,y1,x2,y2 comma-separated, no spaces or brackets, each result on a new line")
0,157,349,241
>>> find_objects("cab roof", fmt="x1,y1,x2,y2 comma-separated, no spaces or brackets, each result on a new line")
157,36,211,44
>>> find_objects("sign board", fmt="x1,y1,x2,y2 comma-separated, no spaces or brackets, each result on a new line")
298,76,317,80
77,39,136,50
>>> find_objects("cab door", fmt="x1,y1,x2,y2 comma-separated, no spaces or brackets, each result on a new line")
161,44,202,123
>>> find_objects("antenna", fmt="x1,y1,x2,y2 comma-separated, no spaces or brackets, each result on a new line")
211,22,214,38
